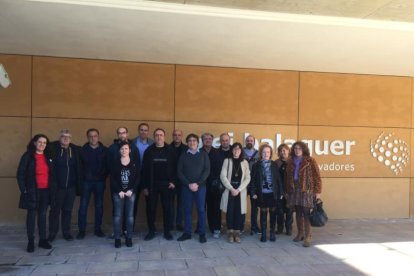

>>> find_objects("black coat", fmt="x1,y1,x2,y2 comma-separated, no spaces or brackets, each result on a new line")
50,141,84,196
16,152,56,210
250,160,283,203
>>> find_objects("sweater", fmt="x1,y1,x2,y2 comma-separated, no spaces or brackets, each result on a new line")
177,150,210,188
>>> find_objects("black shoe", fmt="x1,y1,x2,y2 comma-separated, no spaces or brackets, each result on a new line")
199,234,207,243
27,239,34,253
115,239,121,248
38,239,52,249
144,231,155,241
47,234,56,242
94,229,105,238
76,231,85,240
164,232,173,241
286,229,292,236
177,233,191,241
270,231,276,242
176,224,184,231
125,238,133,247
63,234,74,241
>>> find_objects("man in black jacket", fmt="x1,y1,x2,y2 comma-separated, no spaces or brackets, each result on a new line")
48,129,83,242
142,128,176,241
76,128,108,240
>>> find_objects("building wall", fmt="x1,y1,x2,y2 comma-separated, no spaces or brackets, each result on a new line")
1,54,412,227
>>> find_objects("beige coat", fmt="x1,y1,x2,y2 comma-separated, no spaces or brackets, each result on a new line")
220,158,251,214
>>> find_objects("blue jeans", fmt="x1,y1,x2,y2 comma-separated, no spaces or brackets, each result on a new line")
78,181,105,232
182,185,206,235
112,193,135,239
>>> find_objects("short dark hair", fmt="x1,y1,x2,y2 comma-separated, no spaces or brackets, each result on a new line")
117,127,128,134
138,123,149,130
290,141,310,158
259,144,273,160
119,141,130,150
186,133,199,143
153,128,165,136
201,133,214,141
86,128,99,136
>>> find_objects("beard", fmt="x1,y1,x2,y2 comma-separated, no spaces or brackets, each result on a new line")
246,143,253,149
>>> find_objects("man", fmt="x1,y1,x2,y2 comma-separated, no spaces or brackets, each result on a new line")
76,128,108,240
107,127,139,238
275,143,293,236
177,134,210,243
243,135,260,235
132,123,154,232
48,129,83,242
170,129,187,231
204,133,231,238
142,128,176,240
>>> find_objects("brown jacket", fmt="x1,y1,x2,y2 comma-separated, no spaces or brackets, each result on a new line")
285,156,322,194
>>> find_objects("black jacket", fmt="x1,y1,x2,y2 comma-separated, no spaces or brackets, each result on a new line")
250,160,283,203
110,159,140,193
107,139,140,169
50,141,83,196
16,152,56,209
142,143,176,191
81,142,108,182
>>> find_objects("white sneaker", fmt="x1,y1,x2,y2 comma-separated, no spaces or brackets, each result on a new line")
213,230,220,239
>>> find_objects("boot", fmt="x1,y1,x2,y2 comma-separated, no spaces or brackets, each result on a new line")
227,230,234,243
260,211,267,242
269,209,276,242
293,212,304,242
27,238,34,253
233,230,241,243
303,218,312,247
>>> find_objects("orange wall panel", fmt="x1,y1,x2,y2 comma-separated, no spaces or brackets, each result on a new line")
0,54,31,117
175,65,299,124
299,72,412,128
32,57,175,121
0,117,31,177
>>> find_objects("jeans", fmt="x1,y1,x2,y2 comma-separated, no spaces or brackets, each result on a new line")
148,188,173,233
206,185,222,233
27,189,49,240
49,187,76,236
182,185,206,235
113,193,135,239
78,181,105,232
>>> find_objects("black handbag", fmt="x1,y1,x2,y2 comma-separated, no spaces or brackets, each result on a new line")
310,199,328,227
211,159,230,194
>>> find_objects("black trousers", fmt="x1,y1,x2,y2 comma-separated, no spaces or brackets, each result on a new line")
226,194,242,230
132,187,151,232
250,196,259,231
27,189,49,240
277,197,293,231
49,187,76,236
206,186,222,233
148,188,172,233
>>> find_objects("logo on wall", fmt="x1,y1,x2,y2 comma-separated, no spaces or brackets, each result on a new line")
370,132,409,175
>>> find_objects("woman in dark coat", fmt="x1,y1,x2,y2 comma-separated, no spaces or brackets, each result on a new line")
16,134,56,252
250,144,283,242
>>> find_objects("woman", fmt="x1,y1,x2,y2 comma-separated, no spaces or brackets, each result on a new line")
285,141,322,247
250,144,282,242
110,142,140,248
17,134,55,252
220,143,250,243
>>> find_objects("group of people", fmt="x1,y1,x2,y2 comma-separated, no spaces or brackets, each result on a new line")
16,123,322,252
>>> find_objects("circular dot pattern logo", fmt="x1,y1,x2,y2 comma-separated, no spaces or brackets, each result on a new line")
370,132,409,175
